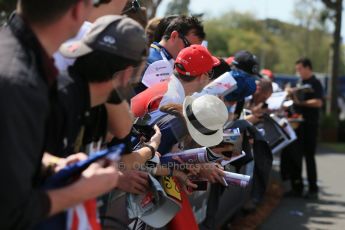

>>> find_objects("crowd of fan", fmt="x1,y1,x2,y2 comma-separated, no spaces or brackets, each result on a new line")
0,0,323,229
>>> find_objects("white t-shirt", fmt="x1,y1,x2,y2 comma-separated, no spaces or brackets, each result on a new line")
272,82,281,92
159,75,185,106
53,21,93,72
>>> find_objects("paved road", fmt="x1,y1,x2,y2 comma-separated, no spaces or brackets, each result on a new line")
260,147,345,230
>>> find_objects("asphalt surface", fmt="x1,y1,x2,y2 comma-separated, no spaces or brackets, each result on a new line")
260,146,345,230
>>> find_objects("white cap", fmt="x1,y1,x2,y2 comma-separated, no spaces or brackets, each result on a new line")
141,60,173,87
126,175,180,228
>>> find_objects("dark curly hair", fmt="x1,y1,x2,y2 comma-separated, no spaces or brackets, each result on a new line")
163,16,206,40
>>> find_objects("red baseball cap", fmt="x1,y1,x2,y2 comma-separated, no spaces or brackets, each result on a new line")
175,45,220,77
260,69,274,80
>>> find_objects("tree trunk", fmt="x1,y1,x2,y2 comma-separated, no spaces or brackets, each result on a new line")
328,0,342,116
141,0,163,19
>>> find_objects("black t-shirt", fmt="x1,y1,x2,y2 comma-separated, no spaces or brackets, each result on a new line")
294,75,323,124
45,70,90,157
0,14,54,229
82,105,108,150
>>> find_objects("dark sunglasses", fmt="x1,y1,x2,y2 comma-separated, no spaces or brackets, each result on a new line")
122,0,141,14
179,35,191,48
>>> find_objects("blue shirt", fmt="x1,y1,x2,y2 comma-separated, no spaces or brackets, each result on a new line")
147,42,173,65
224,70,257,102
143,110,188,155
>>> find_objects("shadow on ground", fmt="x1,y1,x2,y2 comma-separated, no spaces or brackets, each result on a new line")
224,145,345,230
259,148,345,230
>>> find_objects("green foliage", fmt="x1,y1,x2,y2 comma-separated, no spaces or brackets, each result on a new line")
204,11,334,74
321,113,338,128
165,0,190,16
204,21,231,57
321,142,345,152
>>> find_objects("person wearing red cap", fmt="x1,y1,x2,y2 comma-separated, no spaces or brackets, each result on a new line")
261,69,274,80
260,68,281,92
131,44,220,117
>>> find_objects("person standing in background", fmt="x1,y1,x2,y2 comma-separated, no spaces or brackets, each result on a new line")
285,57,324,199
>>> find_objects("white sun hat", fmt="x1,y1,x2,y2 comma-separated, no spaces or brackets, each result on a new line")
183,94,228,147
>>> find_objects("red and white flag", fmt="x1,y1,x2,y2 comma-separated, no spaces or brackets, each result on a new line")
67,199,101,230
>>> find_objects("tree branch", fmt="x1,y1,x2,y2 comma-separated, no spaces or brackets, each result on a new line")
321,0,337,10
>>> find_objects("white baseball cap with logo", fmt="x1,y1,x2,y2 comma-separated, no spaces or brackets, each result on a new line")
126,174,180,228
141,60,173,87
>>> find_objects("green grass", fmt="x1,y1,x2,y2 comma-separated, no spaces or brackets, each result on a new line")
321,142,345,153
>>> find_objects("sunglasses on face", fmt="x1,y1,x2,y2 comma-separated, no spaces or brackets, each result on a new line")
179,35,191,48
122,0,141,14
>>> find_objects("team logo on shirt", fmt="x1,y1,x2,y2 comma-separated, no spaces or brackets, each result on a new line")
155,66,167,71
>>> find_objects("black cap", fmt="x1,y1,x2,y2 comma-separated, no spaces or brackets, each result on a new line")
232,50,260,76
60,15,147,62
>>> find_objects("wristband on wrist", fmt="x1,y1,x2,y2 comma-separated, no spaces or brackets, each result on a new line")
143,143,155,159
